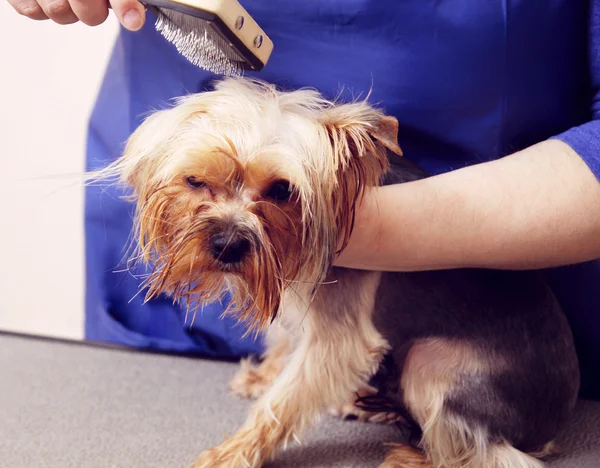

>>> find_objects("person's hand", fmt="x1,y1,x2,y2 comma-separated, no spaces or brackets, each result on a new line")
8,0,146,31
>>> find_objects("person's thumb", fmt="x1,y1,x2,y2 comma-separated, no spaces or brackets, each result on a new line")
110,0,146,31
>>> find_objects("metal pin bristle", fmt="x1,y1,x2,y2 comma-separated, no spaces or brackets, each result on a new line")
154,9,243,76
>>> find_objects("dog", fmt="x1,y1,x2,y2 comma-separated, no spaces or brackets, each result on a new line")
96,77,580,467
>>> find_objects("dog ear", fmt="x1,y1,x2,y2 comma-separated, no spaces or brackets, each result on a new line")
321,105,401,254
369,115,403,157
97,96,209,195
119,109,178,192
86,108,177,197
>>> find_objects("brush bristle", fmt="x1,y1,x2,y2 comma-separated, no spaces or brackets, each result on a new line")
154,9,243,76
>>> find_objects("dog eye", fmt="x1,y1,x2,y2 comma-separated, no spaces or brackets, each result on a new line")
185,176,207,189
265,180,293,202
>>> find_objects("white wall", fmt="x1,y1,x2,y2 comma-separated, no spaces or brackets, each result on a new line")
0,5,118,339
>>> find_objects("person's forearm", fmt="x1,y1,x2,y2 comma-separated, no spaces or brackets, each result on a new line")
335,139,600,271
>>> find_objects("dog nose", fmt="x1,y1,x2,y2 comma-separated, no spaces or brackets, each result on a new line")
211,232,250,263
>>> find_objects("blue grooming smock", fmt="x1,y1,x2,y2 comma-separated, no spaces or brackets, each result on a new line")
85,0,600,397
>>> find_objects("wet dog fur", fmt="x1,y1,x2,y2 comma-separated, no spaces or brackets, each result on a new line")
95,78,580,468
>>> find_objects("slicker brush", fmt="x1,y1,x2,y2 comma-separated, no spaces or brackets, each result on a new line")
142,0,273,76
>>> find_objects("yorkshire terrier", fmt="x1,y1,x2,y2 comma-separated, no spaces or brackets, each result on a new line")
97,78,579,467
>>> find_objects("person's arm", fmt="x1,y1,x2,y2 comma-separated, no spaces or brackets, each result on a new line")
337,0,600,273
7,0,145,30
335,139,600,271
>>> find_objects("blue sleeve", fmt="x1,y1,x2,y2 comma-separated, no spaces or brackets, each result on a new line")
553,0,600,180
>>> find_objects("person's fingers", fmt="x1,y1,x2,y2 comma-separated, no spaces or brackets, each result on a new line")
68,0,110,26
36,0,78,24
109,0,145,31
8,0,144,29
7,0,49,20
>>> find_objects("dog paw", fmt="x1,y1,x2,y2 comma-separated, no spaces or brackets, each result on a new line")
191,426,271,468
191,448,222,468
329,386,403,425
328,400,402,424
192,444,249,468
229,357,278,400
191,448,245,468
380,443,432,467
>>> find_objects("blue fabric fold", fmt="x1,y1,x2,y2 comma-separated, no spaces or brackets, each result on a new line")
85,0,599,396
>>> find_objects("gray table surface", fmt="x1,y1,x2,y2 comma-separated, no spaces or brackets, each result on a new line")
1,333,599,468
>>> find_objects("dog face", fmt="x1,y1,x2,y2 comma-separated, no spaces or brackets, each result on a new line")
105,78,401,330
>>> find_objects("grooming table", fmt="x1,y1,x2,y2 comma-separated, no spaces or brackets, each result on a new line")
1,333,599,468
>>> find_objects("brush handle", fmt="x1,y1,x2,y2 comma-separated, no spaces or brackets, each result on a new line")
142,0,273,68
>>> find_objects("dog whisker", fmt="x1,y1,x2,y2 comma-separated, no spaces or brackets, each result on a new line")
284,278,338,285
129,283,151,304
190,303,200,329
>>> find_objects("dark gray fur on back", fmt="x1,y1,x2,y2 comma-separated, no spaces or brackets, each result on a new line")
331,157,580,453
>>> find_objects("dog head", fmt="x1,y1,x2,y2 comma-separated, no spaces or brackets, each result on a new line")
102,78,401,331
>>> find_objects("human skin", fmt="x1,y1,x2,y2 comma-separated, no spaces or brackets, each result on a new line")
8,0,599,273
7,0,146,30
335,139,600,272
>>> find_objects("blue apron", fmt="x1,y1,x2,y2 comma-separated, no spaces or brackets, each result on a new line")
85,0,599,396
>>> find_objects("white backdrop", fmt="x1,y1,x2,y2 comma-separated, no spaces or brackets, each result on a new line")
0,5,118,339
